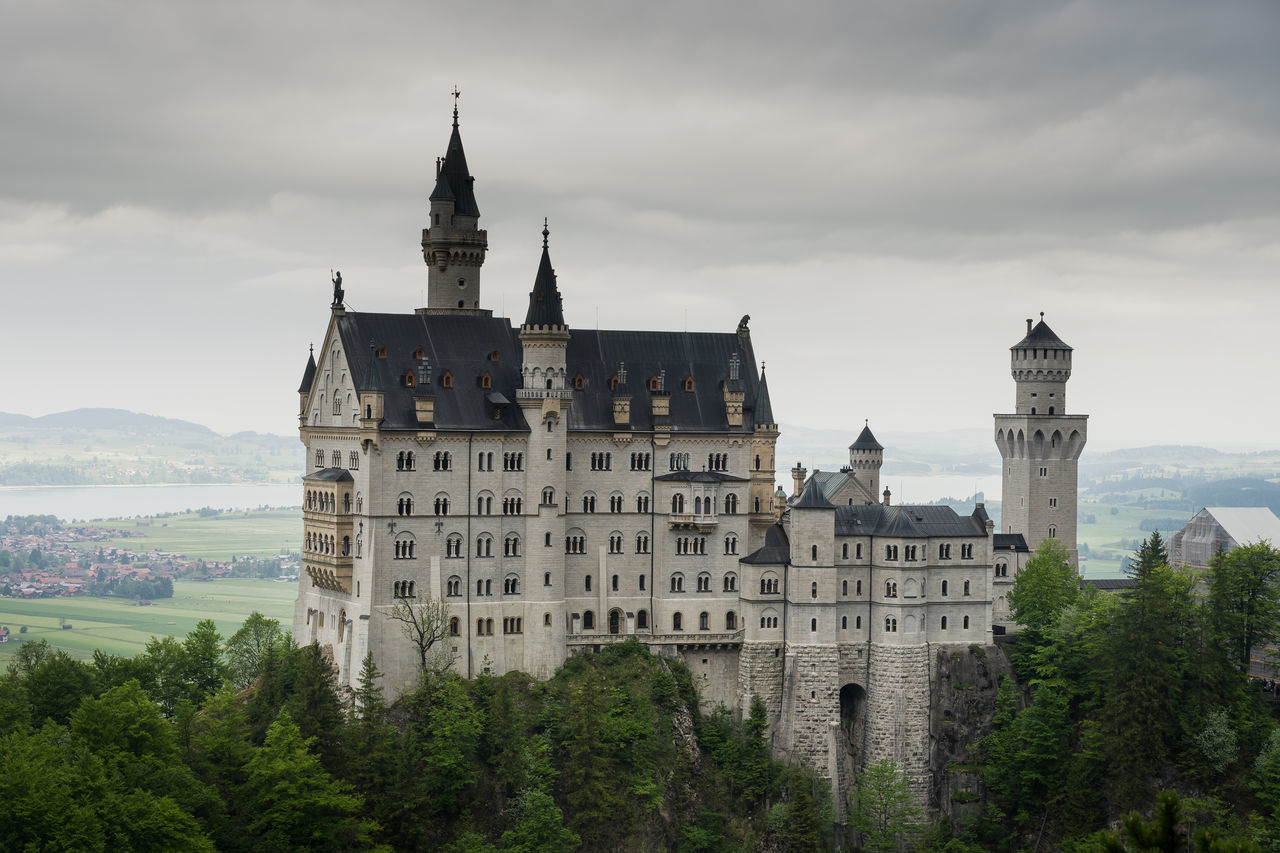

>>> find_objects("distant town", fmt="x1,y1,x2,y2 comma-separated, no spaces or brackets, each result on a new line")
0,514,298,603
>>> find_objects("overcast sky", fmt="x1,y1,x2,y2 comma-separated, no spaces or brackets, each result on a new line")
3,1,1278,450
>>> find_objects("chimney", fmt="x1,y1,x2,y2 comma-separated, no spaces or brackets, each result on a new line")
882,488,892,507
1026,318,1033,334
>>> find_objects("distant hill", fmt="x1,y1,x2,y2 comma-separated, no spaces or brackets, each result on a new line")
0,409,300,486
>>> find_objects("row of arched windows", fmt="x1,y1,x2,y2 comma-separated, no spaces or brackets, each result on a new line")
304,531,349,557
878,542,978,562
589,452,612,471
304,490,352,514
396,451,416,471
311,449,360,470
392,580,415,598
675,537,706,555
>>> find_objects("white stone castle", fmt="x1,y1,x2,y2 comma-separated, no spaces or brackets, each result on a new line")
293,105,1087,811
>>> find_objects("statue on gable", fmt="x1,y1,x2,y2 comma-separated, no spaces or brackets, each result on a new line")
331,270,344,309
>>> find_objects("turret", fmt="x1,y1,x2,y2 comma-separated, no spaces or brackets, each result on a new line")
358,342,387,428
1010,312,1072,415
848,420,883,504
518,220,570,397
420,93,489,314
298,344,316,426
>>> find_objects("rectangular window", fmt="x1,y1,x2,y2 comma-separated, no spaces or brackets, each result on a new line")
1039,467,1048,477
1049,497,1058,507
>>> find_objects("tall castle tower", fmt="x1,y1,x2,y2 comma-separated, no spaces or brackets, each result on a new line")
994,315,1088,563
420,94,489,314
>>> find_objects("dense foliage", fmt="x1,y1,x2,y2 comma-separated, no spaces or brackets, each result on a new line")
0,618,833,851
956,534,1280,851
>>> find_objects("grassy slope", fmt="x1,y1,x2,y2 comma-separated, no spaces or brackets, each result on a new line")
0,578,296,666
78,508,301,559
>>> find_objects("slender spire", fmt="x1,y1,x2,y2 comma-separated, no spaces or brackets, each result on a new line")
755,363,774,425
298,345,317,393
523,219,565,327
430,89,478,216
452,85,460,128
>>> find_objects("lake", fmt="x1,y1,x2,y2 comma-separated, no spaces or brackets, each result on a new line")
0,483,301,521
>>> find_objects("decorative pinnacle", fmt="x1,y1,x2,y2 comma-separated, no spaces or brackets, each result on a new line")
1040,311,1045,321
542,217,549,249
452,86,460,126
309,343,313,356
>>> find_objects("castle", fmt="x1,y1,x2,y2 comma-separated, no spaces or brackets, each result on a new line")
292,104,1086,811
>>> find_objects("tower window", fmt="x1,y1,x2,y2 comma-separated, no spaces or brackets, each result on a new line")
457,278,466,288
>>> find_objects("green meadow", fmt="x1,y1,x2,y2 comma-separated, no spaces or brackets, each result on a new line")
0,578,296,667
79,508,301,560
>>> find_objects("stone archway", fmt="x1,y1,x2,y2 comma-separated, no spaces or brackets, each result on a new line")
608,609,624,635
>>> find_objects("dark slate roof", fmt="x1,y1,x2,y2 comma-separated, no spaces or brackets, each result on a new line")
794,478,835,509
334,311,762,434
524,238,565,328
654,471,748,483
834,505,988,538
1082,578,1136,591
755,369,774,425
741,524,791,565
298,348,317,394
993,533,1030,552
357,345,389,393
1012,318,1072,351
303,467,354,483
849,423,883,451
430,119,479,217
563,329,762,433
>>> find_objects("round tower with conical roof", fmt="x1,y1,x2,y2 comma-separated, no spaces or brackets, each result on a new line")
994,314,1088,565
848,421,883,504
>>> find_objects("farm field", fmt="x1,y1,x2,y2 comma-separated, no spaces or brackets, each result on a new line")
1077,501,1184,578
0,578,296,667
79,508,301,559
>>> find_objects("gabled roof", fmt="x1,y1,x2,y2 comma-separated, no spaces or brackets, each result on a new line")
849,423,883,451
303,467,354,483
793,478,835,509
754,368,774,425
357,345,389,393
1201,507,1280,548
333,311,763,434
654,470,749,484
1012,317,1072,351
298,347,317,394
524,227,565,328
741,524,790,565
430,116,479,217
833,504,988,538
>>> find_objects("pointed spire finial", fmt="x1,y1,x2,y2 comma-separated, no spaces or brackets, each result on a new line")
1040,311,1045,321
309,343,314,356
452,86,460,127
542,217,549,249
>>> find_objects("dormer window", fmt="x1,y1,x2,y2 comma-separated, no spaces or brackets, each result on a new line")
573,373,585,390
609,374,619,391
403,373,415,387
648,376,660,392
376,347,387,359
488,350,500,362
413,348,425,360
479,372,493,389
683,376,695,392
441,371,454,389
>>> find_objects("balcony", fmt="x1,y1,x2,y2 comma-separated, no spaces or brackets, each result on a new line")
668,513,718,531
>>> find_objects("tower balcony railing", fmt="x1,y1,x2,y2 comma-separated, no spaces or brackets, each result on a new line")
668,512,718,530
515,388,574,401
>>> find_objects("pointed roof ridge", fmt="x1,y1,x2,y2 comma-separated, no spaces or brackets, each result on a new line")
431,94,479,217
523,219,566,328
849,420,883,451
1012,313,1071,350
298,345,317,393
793,477,835,509
755,364,775,425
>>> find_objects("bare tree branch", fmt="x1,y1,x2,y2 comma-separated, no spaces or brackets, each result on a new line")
388,597,455,675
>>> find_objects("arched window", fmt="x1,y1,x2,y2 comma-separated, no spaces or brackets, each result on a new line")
673,612,683,631
841,579,848,596
573,373,585,390
449,617,459,636
671,494,685,514
699,612,709,630
963,579,971,596
585,574,593,592
941,616,948,630
440,371,453,389
447,576,461,596
726,611,737,630
683,376,695,392
885,616,897,632
697,572,711,592
724,494,739,514
671,573,685,593
503,574,519,595
637,610,649,630
504,535,520,557
723,572,737,591
542,487,555,505
446,534,463,558
476,535,492,557
963,615,970,629
811,581,818,599
811,545,818,561
583,610,595,631
942,580,949,596
480,371,492,389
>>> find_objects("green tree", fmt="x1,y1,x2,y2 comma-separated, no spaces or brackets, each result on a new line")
499,788,581,853
225,611,284,689
1206,543,1280,675
183,618,226,700
1009,538,1079,640
241,710,379,851
851,759,922,853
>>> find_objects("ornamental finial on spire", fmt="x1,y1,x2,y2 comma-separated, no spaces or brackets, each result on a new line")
542,217,549,249
452,85,460,127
